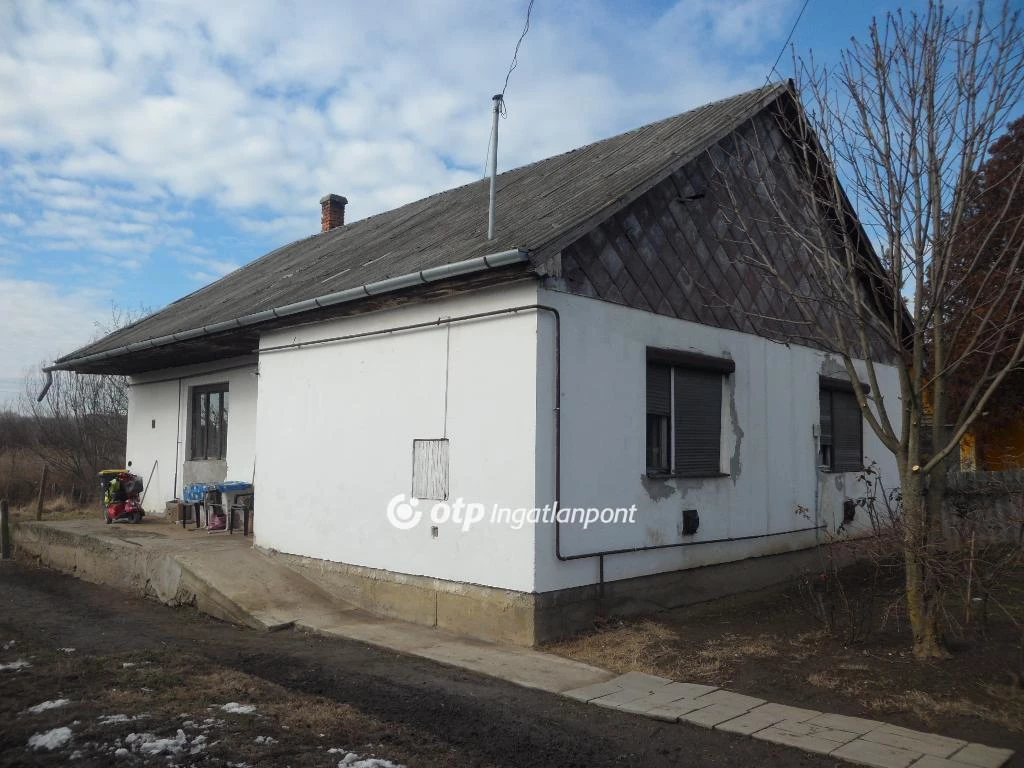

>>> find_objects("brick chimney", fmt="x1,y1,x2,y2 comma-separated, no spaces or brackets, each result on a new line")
320,193,348,232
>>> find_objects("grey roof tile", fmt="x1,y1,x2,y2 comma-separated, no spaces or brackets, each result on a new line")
57,83,788,367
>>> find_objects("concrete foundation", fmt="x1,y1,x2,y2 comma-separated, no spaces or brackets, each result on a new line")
13,517,843,647
270,544,837,645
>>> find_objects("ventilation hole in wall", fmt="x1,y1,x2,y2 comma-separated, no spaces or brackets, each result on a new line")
412,438,449,500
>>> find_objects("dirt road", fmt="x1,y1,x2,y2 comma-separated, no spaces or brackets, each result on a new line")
0,560,830,767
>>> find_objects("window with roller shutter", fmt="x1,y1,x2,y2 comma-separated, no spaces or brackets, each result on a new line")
818,377,865,472
645,348,733,477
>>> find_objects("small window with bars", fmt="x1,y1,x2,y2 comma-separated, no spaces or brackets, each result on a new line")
819,380,864,472
645,349,733,477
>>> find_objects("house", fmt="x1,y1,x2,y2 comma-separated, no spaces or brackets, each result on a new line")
48,83,901,645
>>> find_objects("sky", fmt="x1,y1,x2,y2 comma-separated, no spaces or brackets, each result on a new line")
0,0,920,408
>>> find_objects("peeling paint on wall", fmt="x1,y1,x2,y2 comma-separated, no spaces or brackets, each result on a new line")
646,526,667,545
641,474,677,501
728,376,745,478
819,355,847,378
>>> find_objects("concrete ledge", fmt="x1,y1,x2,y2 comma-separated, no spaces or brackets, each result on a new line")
265,549,539,646
267,543,849,646
12,520,260,629
16,519,860,648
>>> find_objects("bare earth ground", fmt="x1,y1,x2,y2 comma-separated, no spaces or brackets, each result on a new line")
547,560,1024,760
0,560,836,768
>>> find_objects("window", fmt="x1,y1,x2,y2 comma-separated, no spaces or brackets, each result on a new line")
819,378,864,472
190,383,229,460
645,349,734,477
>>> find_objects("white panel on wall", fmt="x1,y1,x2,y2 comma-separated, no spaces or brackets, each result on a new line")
412,438,449,500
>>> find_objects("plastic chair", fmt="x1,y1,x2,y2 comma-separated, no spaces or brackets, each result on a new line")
229,493,254,536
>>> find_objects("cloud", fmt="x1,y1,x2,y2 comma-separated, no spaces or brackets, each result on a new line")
0,0,799,386
0,276,113,408
0,0,796,247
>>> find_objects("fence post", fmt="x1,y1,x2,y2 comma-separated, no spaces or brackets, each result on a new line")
35,464,48,521
1,499,10,559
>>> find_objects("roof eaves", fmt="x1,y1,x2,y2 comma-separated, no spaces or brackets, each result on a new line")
51,248,532,371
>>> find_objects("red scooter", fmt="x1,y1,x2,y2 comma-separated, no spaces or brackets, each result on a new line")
98,464,145,524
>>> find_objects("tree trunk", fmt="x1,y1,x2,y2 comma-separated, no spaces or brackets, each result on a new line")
901,469,949,659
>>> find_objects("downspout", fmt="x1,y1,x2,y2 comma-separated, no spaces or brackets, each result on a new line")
36,369,53,402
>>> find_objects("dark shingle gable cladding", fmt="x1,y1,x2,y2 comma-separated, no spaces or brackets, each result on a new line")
53,82,827,374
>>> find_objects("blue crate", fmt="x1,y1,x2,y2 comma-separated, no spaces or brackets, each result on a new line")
217,481,253,494
183,483,216,503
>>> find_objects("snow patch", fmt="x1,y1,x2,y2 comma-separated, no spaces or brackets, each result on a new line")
58,647,76,653
220,702,256,714
254,735,278,745
2,640,15,650
0,658,31,671
125,729,201,757
98,714,146,725
336,750,406,768
25,698,71,715
27,726,73,751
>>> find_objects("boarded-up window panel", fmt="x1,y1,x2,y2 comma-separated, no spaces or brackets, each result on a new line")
412,439,449,500
673,368,723,476
831,391,863,472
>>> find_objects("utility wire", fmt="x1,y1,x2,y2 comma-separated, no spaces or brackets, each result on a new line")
764,0,811,85
482,0,537,176
501,0,536,105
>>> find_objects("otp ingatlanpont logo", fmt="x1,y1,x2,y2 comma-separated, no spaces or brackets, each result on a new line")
385,494,422,530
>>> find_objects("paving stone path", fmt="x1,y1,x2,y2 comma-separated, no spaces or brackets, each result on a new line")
563,672,1015,768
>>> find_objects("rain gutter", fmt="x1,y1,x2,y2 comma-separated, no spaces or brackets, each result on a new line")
38,248,530,400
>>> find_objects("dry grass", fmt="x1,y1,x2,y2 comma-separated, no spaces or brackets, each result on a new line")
804,671,871,696
547,621,780,685
9,495,96,521
0,447,104,508
865,689,1024,734
547,576,1024,740
547,620,680,678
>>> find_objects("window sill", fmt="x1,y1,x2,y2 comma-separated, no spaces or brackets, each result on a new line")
646,471,730,480
819,467,865,474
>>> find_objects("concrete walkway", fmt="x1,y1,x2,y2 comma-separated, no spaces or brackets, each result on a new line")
10,517,1016,768
564,672,1014,768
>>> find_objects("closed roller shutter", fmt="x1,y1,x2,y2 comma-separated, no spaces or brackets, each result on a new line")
673,368,723,476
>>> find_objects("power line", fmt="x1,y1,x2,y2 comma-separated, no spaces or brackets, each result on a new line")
501,0,536,102
482,0,537,176
765,0,811,85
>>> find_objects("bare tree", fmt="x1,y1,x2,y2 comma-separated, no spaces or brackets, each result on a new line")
18,305,146,502
20,368,128,502
715,2,1024,658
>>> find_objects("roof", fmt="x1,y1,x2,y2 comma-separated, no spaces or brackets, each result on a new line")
55,82,791,372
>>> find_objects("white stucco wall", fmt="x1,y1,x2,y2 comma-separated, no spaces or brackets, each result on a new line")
253,283,542,592
124,281,902,595
126,358,259,512
532,287,901,593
